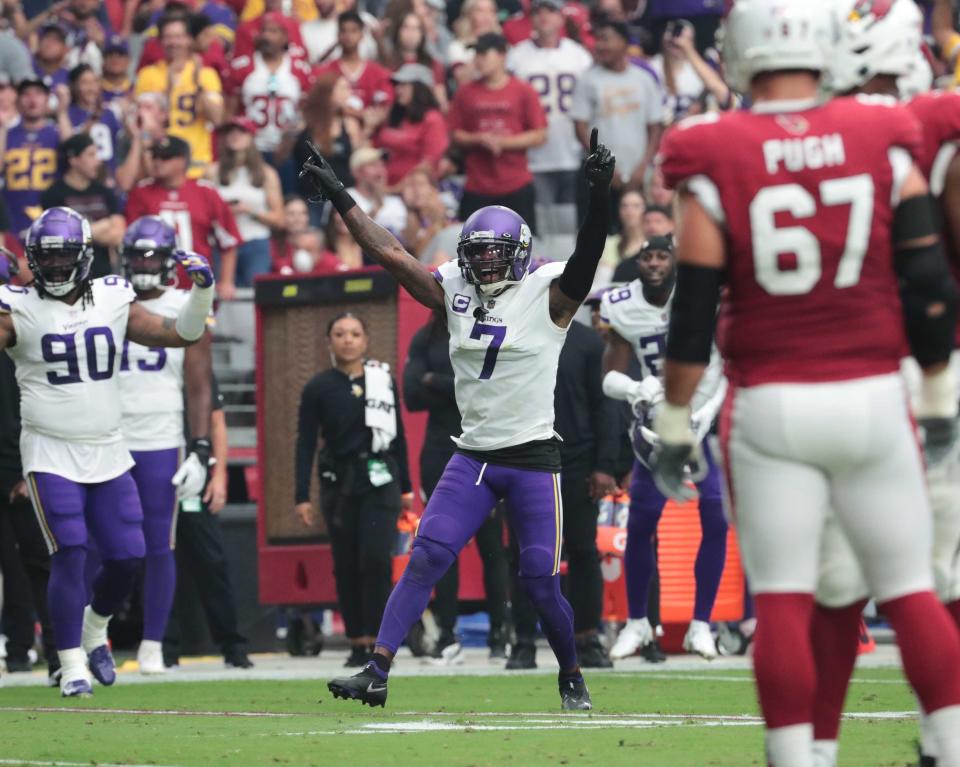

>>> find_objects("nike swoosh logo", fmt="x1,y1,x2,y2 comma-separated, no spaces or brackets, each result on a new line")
366,682,387,693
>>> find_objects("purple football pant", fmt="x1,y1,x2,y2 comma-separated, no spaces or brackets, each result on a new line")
131,448,180,642
626,442,727,623
27,471,145,651
376,453,578,671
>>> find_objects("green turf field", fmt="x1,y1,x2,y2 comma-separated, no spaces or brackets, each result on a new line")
0,668,922,766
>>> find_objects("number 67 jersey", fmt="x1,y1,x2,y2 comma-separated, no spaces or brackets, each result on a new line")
0,276,136,482
434,259,568,451
659,96,922,387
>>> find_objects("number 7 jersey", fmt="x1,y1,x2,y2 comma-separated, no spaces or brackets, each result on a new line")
434,259,568,451
659,97,922,387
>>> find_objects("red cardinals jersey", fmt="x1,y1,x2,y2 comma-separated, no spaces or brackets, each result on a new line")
316,59,393,109
906,90,960,196
124,178,240,289
660,96,921,387
226,53,313,153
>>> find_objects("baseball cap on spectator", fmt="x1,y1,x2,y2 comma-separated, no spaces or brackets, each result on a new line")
38,20,68,39
103,34,129,55
150,135,191,161
470,32,508,54
349,147,386,172
639,234,674,255
262,10,287,29
217,116,258,134
391,63,434,88
531,0,563,10
16,77,50,95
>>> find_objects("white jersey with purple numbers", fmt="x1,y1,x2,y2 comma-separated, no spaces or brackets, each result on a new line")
506,38,593,173
0,276,136,482
600,279,725,414
119,288,189,452
436,259,568,451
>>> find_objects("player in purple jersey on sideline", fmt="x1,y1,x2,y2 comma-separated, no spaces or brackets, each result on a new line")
0,206,215,696
301,128,614,711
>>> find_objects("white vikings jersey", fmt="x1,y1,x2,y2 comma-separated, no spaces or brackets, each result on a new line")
436,259,568,451
119,289,189,451
506,38,593,173
0,276,136,482
230,52,312,153
601,279,725,414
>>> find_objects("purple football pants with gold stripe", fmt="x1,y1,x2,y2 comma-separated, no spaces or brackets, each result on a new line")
376,453,579,671
27,471,145,651
130,448,180,642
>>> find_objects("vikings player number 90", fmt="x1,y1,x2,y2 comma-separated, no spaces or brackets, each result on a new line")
41,326,117,384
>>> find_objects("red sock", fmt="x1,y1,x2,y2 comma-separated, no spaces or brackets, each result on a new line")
882,591,960,712
811,600,866,740
947,599,960,630
752,593,816,728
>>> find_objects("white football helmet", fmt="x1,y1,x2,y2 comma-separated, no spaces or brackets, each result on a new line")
721,0,836,94
826,0,924,95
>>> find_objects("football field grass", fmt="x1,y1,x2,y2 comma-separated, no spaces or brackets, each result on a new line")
0,666,923,766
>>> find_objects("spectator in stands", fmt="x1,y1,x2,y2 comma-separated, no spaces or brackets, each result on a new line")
599,190,646,285
135,13,224,179
346,147,408,238
448,32,547,231
56,0,108,72
380,12,446,107
410,0,454,67
0,10,33,84
325,209,364,270
125,135,240,299
642,203,674,237
282,228,347,275
32,21,71,94
63,64,122,178
2,79,59,243
115,92,168,194
448,0,501,86
639,0,725,55
234,0,308,61
372,64,448,188
41,133,124,278
656,19,736,116
291,72,363,219
0,72,18,127
302,0,378,65
647,167,674,208
224,12,313,163
294,313,412,667
208,117,284,286
401,168,450,259
100,35,132,109
271,194,311,272
571,18,664,222
507,0,593,240
501,0,593,48
318,10,393,114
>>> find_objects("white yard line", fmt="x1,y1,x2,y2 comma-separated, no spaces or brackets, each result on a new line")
0,760,181,767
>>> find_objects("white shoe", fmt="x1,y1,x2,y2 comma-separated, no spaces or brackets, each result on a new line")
137,640,167,675
609,618,654,659
683,620,717,660
428,642,464,666
58,648,93,697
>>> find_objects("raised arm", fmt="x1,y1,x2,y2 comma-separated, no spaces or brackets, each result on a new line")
298,141,445,313
127,252,215,348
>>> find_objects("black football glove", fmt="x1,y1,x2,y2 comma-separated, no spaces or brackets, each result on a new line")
298,140,346,204
583,128,615,189
919,415,960,467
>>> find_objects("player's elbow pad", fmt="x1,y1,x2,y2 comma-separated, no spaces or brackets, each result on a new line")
665,263,722,365
175,284,214,342
895,241,958,368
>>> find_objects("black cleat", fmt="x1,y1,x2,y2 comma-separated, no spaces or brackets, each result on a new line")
224,647,254,669
640,638,667,663
344,645,368,668
505,641,537,670
328,662,388,708
488,627,507,660
559,672,592,711
576,635,613,669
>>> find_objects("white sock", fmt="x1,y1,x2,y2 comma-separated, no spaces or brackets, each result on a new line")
812,739,838,767
927,705,960,765
918,703,939,759
766,723,814,767
81,605,111,652
138,639,162,655
58,647,88,683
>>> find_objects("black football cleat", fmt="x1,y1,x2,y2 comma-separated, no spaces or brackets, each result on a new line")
328,661,388,708
505,641,537,670
559,672,592,711
576,635,613,669
641,638,667,663
343,644,368,668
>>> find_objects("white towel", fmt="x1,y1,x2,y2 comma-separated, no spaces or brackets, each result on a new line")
364,360,397,454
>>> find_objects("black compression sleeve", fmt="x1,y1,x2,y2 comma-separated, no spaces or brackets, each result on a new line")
558,185,610,303
665,263,723,365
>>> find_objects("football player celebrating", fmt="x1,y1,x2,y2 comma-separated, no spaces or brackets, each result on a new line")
117,216,213,675
653,1,960,764
301,129,614,711
811,3,960,765
0,207,215,697
601,234,727,662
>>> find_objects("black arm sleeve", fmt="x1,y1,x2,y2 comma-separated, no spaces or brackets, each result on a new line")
585,333,620,475
294,378,322,504
894,196,958,367
402,327,431,412
558,185,610,303
391,376,412,494
665,263,723,365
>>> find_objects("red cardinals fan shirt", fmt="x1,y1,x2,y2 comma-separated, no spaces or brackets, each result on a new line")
125,178,241,289
660,97,922,387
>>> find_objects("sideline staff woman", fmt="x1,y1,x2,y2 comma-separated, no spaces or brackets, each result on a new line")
294,313,412,667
